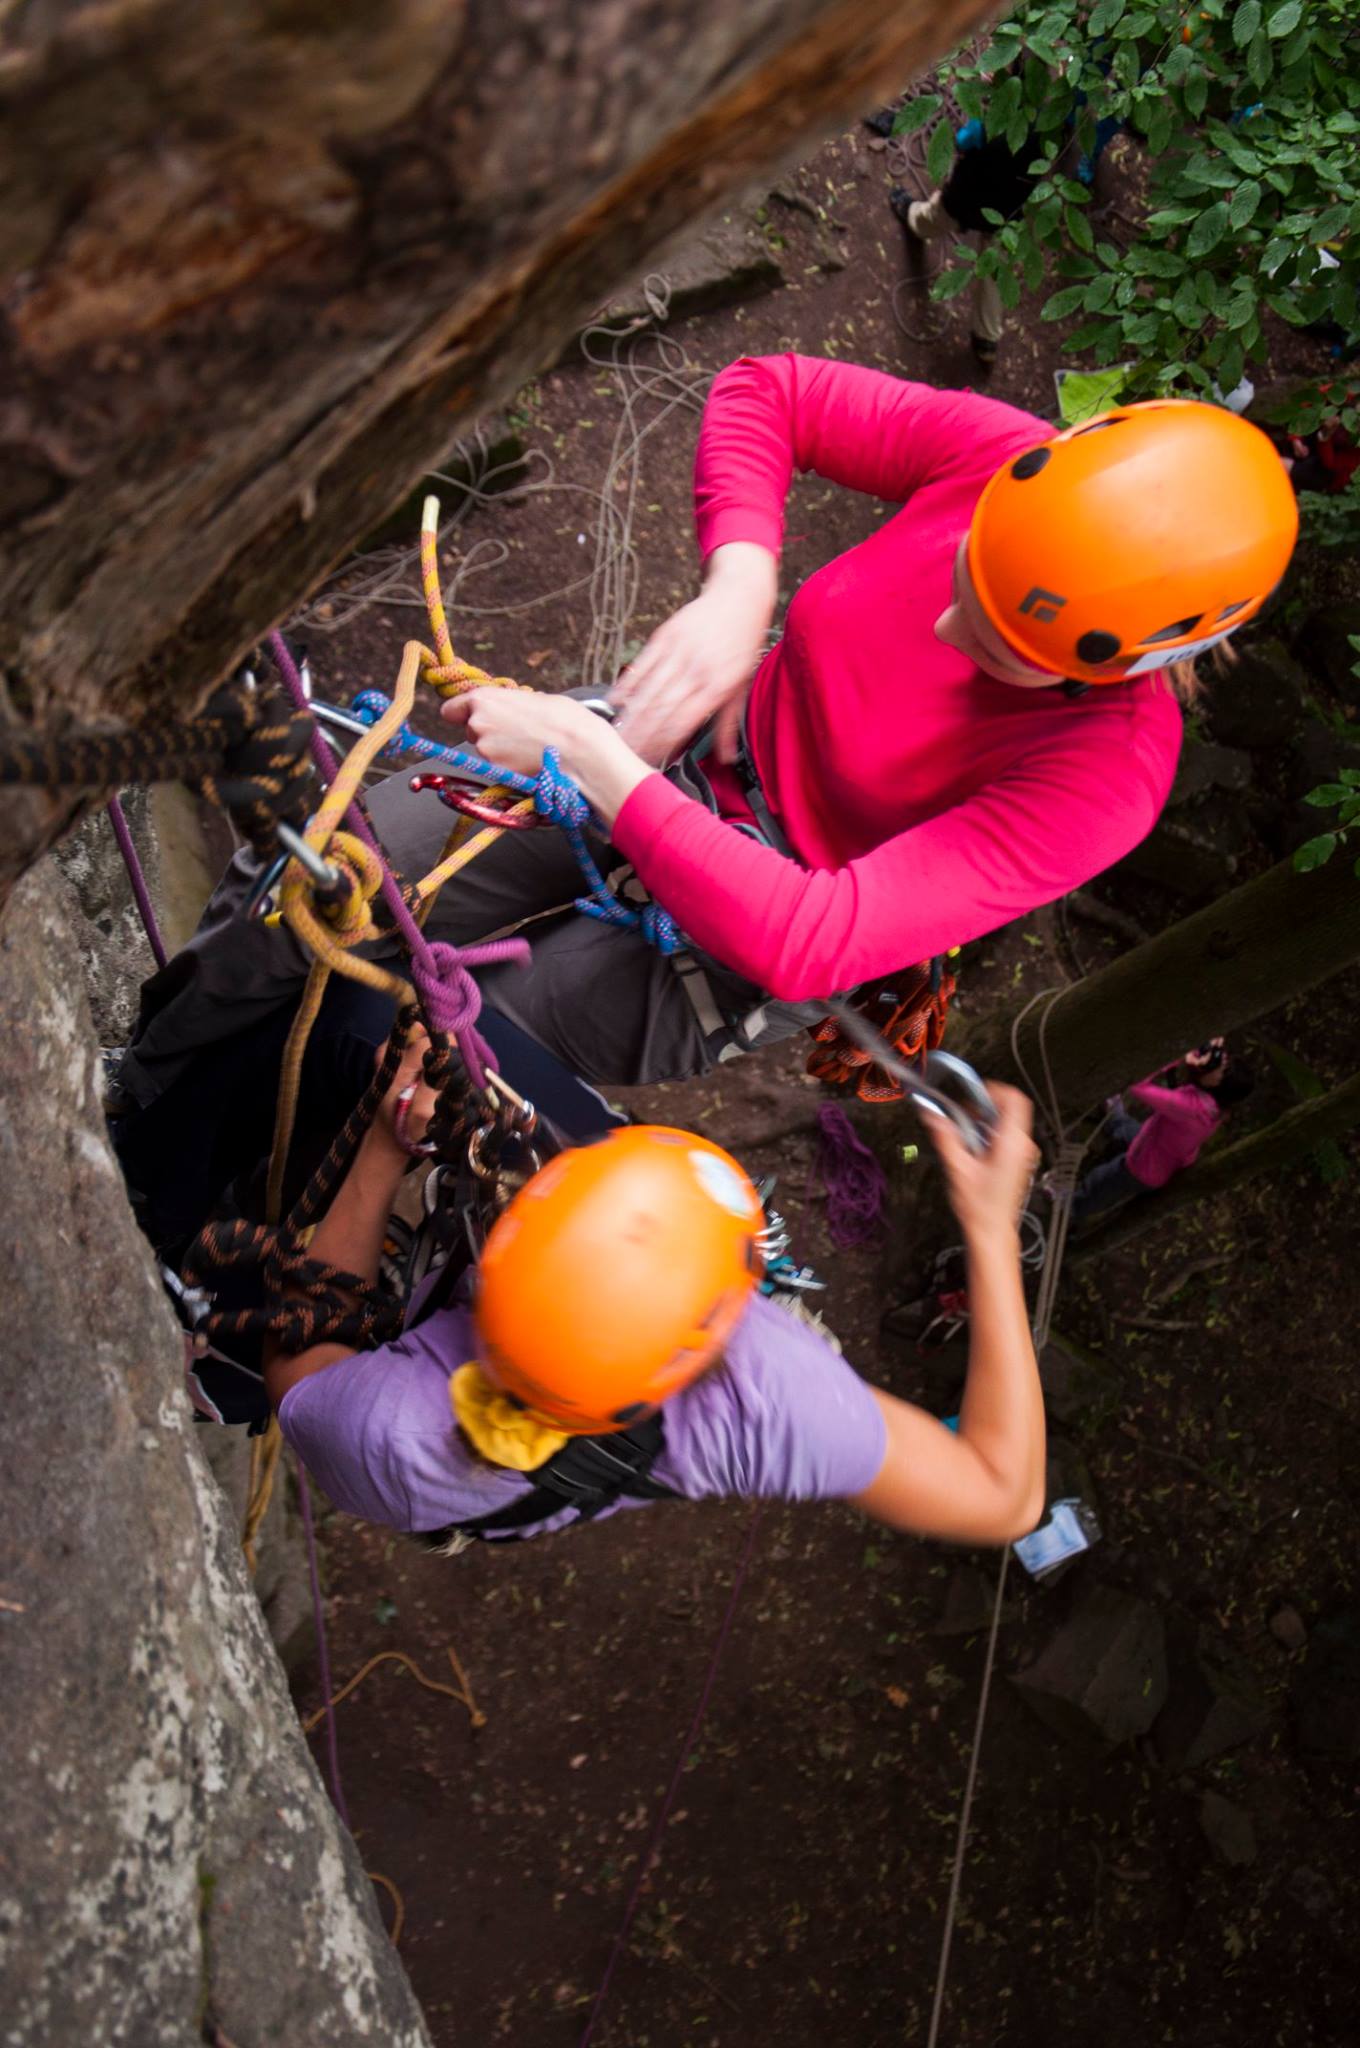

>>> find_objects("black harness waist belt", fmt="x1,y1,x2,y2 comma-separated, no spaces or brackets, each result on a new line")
421,1413,676,1545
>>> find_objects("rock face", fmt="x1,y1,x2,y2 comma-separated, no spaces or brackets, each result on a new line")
0,869,430,2048
50,790,162,1044
1011,1585,1168,1750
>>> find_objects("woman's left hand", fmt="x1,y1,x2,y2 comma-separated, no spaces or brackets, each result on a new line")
440,686,598,781
440,688,651,828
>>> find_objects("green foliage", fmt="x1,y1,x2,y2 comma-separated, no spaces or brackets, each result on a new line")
1263,1040,1350,1182
925,1,1360,422
1297,479,1360,549
1293,629,1360,872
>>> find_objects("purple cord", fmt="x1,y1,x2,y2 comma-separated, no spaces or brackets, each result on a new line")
106,794,168,969
296,1456,351,1830
816,1103,888,1248
577,1508,762,2047
267,632,527,1089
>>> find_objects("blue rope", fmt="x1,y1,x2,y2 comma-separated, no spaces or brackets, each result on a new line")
349,693,682,955
535,750,683,956
350,690,463,767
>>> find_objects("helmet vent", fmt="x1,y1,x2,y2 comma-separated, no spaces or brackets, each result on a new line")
1145,613,1204,644
1076,629,1122,664
1215,599,1251,621
1070,418,1126,436
1010,447,1051,481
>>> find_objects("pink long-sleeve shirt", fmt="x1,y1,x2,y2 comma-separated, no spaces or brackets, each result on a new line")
609,355,1183,1001
1124,1080,1223,1187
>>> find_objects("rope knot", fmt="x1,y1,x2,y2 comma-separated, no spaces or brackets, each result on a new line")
534,747,591,830
409,934,532,1089
411,941,485,1040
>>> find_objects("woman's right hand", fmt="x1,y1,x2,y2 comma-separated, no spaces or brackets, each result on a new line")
926,1082,1039,1244
611,541,778,767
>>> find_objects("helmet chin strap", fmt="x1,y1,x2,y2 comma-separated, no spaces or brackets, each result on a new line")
1060,678,1091,698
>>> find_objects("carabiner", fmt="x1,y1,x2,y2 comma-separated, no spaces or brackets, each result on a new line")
820,1000,997,1155
275,820,349,905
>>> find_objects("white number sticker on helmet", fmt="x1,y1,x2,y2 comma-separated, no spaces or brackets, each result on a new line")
689,1149,757,1218
1123,625,1238,676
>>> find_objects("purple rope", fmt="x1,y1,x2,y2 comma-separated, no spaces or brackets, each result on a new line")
816,1103,888,1248
267,633,526,1089
296,1456,351,1830
577,1508,762,2048
106,794,167,969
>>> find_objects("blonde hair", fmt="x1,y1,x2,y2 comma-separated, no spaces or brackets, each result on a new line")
1164,637,1239,707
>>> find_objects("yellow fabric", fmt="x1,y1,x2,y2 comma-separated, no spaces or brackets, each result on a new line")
449,1362,570,1471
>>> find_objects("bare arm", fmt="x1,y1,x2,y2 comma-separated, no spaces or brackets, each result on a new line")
850,1086,1046,1545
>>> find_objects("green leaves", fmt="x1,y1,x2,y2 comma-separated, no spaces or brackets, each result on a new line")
891,96,940,136
936,0,1359,440
1233,0,1261,46
1294,834,1339,871
932,266,975,303
1247,29,1272,89
1066,204,1095,253
1042,284,1091,321
1229,179,1263,230
1186,200,1232,258
925,119,956,188
1087,0,1126,34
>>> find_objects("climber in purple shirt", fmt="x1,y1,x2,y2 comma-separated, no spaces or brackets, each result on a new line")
267,1030,1046,1549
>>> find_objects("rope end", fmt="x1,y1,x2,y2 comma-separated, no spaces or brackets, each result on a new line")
421,494,441,535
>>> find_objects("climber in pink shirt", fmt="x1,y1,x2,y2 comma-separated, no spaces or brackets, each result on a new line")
1071,1044,1256,1225
426,358,1296,1078
120,358,1297,1116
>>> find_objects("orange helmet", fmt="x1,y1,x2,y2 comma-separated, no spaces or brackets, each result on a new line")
967,400,1298,682
474,1126,763,1434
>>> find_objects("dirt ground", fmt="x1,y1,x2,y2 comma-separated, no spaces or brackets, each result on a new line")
279,118,1359,2048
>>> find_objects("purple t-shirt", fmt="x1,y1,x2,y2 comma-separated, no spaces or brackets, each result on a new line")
278,1292,887,1538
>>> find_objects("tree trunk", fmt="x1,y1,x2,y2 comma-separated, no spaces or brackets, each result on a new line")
0,0,1002,897
0,867,432,2048
1069,1069,1360,1262
957,852,1360,1127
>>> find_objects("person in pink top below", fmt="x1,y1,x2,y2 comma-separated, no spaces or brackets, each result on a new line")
1071,1044,1256,1225
117,358,1296,1118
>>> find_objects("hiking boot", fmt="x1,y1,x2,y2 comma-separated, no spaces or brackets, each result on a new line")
864,107,897,138
970,332,999,369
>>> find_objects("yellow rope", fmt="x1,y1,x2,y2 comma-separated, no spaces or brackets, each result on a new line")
418,494,523,698
415,805,534,900
242,1421,284,1576
301,1645,487,1732
367,1871,405,1946
265,959,331,1225
240,496,535,1566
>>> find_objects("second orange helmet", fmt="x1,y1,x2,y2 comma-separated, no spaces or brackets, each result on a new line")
474,1126,764,1435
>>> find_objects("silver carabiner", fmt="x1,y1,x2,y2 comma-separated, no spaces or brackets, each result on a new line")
820,1000,998,1156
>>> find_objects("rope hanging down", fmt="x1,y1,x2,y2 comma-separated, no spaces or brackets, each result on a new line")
925,979,1104,2046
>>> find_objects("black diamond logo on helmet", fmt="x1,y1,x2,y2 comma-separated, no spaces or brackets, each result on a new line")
1019,586,1067,624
